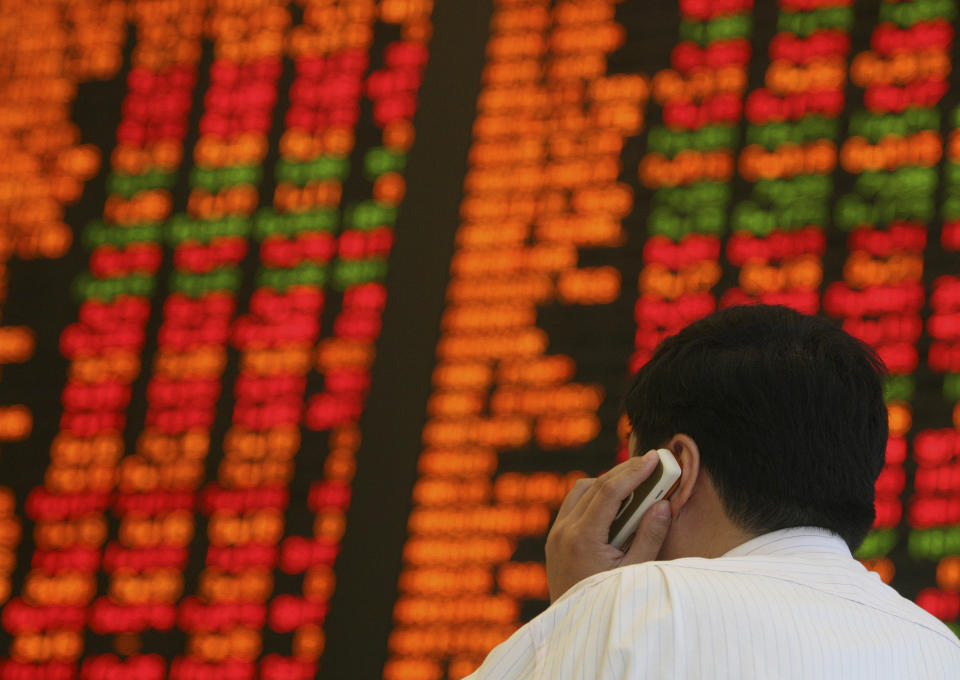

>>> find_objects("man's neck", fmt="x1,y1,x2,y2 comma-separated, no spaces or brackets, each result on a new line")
656,480,758,560
658,516,756,560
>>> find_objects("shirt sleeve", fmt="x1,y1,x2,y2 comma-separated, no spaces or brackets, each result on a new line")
464,564,672,680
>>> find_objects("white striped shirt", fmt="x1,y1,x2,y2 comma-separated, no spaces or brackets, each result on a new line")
465,526,960,679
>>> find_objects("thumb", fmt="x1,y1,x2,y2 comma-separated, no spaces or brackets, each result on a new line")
622,500,672,564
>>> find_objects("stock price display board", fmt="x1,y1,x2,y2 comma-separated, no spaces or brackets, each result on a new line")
1,0,960,679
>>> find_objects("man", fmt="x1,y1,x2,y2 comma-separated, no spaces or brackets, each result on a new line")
466,305,960,678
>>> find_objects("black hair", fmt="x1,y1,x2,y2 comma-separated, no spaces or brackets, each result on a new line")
623,304,888,552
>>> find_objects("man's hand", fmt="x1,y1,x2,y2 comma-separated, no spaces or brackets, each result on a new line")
545,450,673,603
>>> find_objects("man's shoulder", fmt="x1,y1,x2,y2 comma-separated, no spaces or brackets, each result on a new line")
556,553,781,603
604,555,960,650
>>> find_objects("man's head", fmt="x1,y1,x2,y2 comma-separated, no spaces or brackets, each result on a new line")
623,304,888,555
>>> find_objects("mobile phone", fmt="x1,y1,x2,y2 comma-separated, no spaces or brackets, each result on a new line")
607,448,682,551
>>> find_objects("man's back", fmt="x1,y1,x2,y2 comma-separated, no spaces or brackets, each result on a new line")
467,528,960,679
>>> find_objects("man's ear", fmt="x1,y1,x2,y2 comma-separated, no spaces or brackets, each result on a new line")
664,433,700,517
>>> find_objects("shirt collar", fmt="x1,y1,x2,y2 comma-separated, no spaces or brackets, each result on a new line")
722,526,852,559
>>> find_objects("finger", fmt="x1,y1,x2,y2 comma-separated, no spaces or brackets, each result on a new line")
554,477,595,522
621,499,672,563
570,450,654,522
581,450,660,531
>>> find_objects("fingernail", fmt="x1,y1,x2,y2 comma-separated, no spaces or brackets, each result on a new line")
640,449,658,463
653,501,671,520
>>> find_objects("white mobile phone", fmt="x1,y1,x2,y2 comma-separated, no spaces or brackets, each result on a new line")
607,448,682,551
